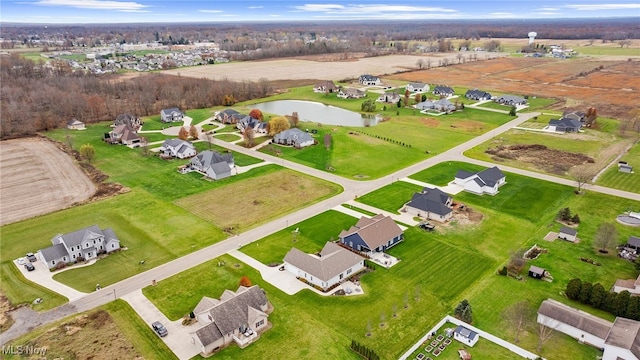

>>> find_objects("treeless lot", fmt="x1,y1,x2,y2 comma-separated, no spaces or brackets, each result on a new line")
389,57,640,121
0,137,95,226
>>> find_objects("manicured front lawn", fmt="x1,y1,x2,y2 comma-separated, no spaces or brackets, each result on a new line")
596,141,640,193
0,263,68,311
355,181,422,213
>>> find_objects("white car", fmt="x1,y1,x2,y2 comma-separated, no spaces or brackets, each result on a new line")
16,257,25,265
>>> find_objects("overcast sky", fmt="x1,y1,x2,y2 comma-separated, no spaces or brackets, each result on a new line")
2,0,639,24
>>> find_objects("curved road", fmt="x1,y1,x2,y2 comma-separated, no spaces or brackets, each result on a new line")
2,111,638,344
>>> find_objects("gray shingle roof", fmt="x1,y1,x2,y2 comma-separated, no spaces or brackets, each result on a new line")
406,188,452,216
538,299,612,339
549,118,582,131
455,325,478,340
192,150,234,168
628,236,640,248
195,322,224,346
283,242,364,282
529,265,545,275
273,128,314,146
56,225,103,247
559,226,577,236
606,317,640,357
477,166,505,187
40,243,68,262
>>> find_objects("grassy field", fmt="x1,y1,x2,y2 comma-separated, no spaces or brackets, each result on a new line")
4,300,176,360
0,263,68,311
596,140,640,193
355,181,422,213
192,141,263,166
174,169,342,233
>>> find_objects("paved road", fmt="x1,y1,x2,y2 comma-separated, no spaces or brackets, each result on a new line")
2,110,638,345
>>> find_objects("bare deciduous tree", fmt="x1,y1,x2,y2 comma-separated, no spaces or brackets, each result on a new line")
570,167,595,193
244,126,255,148
594,223,618,253
189,125,199,140
503,301,531,343
178,126,189,141
537,324,554,352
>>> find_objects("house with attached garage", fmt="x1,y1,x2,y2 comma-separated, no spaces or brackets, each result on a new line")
557,226,578,242
114,113,142,129
273,128,315,148
160,107,184,123
190,285,272,356
454,166,506,195
313,80,338,93
538,298,640,360
215,109,246,124
104,124,141,147
432,85,455,97
37,225,120,269
337,87,366,99
339,214,404,253
404,187,453,222
237,116,268,134
494,95,527,106
377,92,401,104
186,150,234,180
465,89,492,101
159,138,196,159
548,117,582,133
358,74,381,86
415,98,456,113
406,82,429,93
283,242,365,291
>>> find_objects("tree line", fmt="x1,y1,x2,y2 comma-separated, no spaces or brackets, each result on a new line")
0,54,272,139
566,278,640,320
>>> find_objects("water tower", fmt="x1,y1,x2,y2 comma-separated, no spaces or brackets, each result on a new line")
528,32,537,45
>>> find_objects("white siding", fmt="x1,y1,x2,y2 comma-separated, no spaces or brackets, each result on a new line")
537,314,606,349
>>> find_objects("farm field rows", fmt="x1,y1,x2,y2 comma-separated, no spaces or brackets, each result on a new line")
596,141,640,193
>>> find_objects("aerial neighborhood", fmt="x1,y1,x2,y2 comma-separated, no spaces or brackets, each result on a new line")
2,14,640,360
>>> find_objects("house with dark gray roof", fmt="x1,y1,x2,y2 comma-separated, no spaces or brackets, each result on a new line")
465,89,492,101
433,85,455,97
627,236,640,251
548,117,582,133
159,139,196,159
404,187,453,222
558,226,578,242
114,113,141,129
358,74,381,86
454,166,506,195
237,116,268,135
187,150,234,180
283,242,365,291
104,124,141,147
339,214,404,253
160,108,184,123
273,128,314,148
538,298,640,359
190,285,271,356
37,225,120,269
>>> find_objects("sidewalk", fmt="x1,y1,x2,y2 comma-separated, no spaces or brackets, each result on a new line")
400,177,464,195
342,200,419,226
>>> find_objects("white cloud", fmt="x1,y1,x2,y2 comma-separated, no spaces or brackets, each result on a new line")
32,0,148,11
536,7,560,11
537,11,560,15
294,4,346,11
198,9,223,13
294,3,456,14
565,3,640,10
248,6,263,9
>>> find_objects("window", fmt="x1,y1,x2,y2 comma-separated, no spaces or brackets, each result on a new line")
72,255,76,259
52,260,55,265
256,319,264,328
347,268,352,275
63,257,67,261
339,274,343,280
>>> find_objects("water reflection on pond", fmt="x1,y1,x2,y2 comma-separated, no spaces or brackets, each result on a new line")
252,100,378,127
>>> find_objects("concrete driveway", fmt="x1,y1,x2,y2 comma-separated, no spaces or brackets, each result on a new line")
121,289,200,360
13,258,87,302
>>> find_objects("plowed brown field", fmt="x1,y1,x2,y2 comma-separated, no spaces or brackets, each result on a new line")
389,57,640,121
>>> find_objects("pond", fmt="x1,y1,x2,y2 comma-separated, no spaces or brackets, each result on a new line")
252,100,379,127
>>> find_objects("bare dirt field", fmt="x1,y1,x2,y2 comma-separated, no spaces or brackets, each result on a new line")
389,57,640,121
0,137,95,226
163,53,506,83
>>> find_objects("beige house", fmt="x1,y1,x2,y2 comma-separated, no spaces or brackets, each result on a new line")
614,274,640,295
191,285,272,356
404,187,453,223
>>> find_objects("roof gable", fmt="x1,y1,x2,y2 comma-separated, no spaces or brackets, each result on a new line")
538,299,613,339
284,242,364,282
339,215,404,250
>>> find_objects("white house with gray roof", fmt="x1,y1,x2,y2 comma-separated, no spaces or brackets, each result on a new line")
190,285,271,356
406,82,429,93
358,74,381,86
159,139,196,159
404,187,453,222
495,95,527,106
537,298,640,359
454,325,479,347
454,166,506,195
283,242,365,291
37,225,120,269
160,107,184,123
273,128,314,149
187,150,234,180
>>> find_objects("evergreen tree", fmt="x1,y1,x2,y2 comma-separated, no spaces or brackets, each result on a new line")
578,282,593,304
614,291,631,317
565,278,582,300
590,283,606,309
626,296,640,320
603,292,619,313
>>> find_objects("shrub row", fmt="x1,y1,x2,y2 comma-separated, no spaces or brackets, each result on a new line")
566,278,640,320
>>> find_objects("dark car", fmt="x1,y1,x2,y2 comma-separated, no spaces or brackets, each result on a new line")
26,253,37,262
152,321,168,337
24,263,35,271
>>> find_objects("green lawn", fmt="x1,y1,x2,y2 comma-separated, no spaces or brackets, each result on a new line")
355,181,422,213
0,263,68,311
193,141,263,166
596,141,640,193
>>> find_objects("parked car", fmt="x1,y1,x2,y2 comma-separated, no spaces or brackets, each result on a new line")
26,253,37,262
152,321,168,337
17,257,26,265
24,263,35,271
